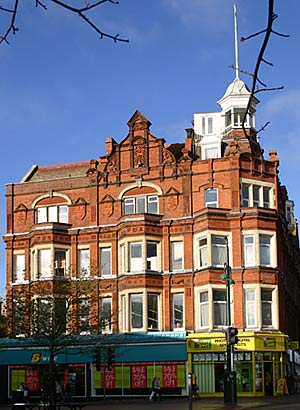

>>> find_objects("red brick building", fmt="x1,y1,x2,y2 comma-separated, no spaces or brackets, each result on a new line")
3,75,300,397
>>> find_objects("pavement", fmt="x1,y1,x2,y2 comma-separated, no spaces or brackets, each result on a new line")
4,395,300,410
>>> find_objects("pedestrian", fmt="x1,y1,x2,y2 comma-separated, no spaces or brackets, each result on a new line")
149,376,162,401
62,383,73,403
55,381,62,403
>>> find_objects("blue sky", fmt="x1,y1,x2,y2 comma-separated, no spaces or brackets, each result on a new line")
0,0,299,297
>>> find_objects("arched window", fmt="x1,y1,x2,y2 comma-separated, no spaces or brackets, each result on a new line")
34,196,69,224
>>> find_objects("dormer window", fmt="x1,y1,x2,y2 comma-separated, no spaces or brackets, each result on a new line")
201,117,213,135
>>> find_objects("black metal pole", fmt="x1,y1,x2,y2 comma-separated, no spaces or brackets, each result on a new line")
188,373,192,410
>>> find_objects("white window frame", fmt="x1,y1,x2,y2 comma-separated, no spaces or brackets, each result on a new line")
204,188,218,208
130,293,143,331
14,253,25,282
171,240,184,271
198,237,208,268
129,242,143,272
245,288,257,328
240,179,274,209
243,285,278,330
123,195,158,215
195,285,229,331
78,298,90,335
243,235,255,267
199,290,209,328
147,293,160,331
211,235,228,267
194,231,231,270
120,291,162,332
100,296,112,333
119,238,161,274
78,248,90,277
36,204,68,224
99,246,112,276
242,231,276,268
172,292,184,330
31,246,70,280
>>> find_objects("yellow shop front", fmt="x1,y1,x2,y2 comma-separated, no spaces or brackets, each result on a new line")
187,332,288,398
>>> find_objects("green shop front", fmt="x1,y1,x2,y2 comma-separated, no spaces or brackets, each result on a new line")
0,332,188,400
187,331,288,397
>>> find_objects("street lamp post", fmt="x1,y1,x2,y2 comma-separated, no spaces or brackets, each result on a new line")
220,238,237,405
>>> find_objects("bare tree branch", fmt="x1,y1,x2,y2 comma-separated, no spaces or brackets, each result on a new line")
0,0,129,45
0,0,19,45
241,0,288,141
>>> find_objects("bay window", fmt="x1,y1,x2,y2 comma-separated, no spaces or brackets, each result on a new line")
32,247,69,279
120,239,161,273
242,232,275,267
121,292,162,332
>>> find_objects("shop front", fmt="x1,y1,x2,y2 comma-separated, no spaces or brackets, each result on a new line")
187,331,288,398
1,332,188,400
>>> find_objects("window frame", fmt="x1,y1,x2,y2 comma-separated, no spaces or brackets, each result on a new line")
172,293,184,330
245,288,257,328
204,188,218,208
171,240,184,271
196,285,228,330
35,204,68,224
123,195,158,215
240,180,274,209
13,253,25,282
147,293,159,331
243,285,277,330
78,298,90,335
130,293,143,331
78,248,90,277
99,247,112,277
100,296,112,333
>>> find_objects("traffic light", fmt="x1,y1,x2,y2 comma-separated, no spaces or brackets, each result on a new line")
95,348,101,372
226,327,239,345
107,347,115,371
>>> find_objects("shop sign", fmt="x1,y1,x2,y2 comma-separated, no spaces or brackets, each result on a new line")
263,338,276,349
287,341,299,350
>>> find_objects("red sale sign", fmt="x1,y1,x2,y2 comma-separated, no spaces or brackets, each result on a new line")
131,365,147,389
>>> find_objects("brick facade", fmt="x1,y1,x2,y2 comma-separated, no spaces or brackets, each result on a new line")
4,107,300,343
